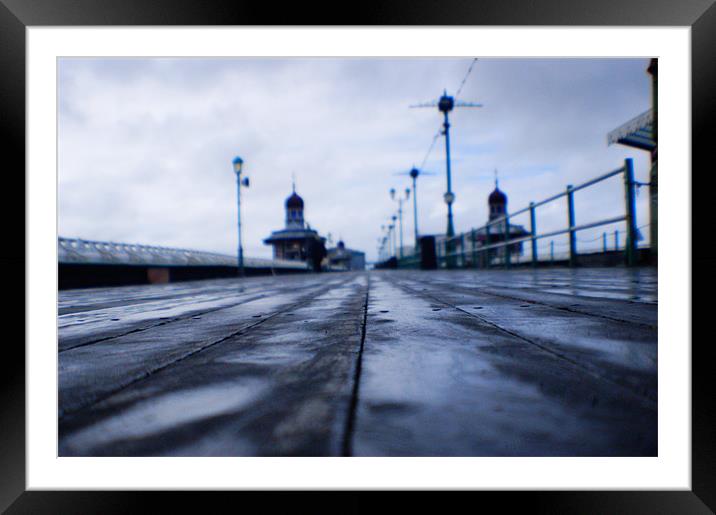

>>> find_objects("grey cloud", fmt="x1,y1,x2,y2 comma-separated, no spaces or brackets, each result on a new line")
59,57,652,262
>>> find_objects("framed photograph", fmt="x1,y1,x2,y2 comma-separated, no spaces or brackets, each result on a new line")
4,0,713,512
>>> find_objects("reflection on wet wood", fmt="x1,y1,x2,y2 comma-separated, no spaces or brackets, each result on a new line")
58,268,657,456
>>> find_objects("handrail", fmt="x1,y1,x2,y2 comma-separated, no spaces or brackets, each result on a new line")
439,215,627,257
58,236,309,269
443,165,627,243
424,158,639,268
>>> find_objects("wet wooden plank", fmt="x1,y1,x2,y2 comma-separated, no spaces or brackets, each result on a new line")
384,272,658,402
59,274,368,456
58,275,352,416
58,275,334,351
443,267,658,301
351,273,656,456
58,268,658,457
409,268,657,326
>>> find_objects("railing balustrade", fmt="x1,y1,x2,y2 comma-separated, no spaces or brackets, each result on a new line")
394,158,642,269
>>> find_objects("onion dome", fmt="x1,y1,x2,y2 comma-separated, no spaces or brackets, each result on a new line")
488,187,507,205
285,191,304,209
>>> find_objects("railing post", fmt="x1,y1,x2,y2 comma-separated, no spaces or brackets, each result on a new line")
615,230,619,250
529,202,537,267
567,184,577,267
503,215,511,269
603,232,607,253
550,240,554,264
624,158,638,266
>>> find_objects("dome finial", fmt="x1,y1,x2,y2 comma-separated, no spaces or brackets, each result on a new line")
292,172,296,193
488,171,507,207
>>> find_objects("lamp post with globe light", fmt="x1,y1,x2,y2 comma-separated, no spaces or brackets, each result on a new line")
393,166,437,249
409,167,420,246
411,88,482,267
390,216,397,258
232,156,250,277
381,224,388,258
390,188,411,259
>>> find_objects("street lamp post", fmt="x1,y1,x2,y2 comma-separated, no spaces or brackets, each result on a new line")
232,156,250,277
409,167,420,247
438,93,456,239
411,88,481,268
380,225,387,259
403,188,411,257
389,189,401,258
390,217,397,257
390,187,410,259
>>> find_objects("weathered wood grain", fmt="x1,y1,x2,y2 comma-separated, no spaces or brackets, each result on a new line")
59,275,368,456
352,273,656,456
57,268,657,457
59,275,352,416
385,273,658,402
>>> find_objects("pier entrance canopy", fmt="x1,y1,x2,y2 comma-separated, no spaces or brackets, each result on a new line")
607,109,656,152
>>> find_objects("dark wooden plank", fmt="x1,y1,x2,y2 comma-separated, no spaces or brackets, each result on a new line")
58,275,353,416
58,275,330,351
57,268,657,457
59,274,368,456
411,268,657,326
384,271,658,402
351,273,656,456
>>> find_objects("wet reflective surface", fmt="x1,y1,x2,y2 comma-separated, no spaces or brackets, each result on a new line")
58,268,657,456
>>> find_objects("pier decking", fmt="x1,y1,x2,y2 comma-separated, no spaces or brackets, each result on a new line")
58,268,657,456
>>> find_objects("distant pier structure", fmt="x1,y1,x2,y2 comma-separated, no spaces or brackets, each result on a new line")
471,177,530,263
263,185,327,271
327,240,366,271
430,179,529,266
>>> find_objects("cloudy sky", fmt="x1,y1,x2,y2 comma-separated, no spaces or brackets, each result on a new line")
58,57,652,262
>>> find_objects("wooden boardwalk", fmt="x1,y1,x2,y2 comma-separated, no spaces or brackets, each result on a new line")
58,268,657,456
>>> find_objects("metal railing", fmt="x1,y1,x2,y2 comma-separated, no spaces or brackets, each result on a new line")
399,158,642,269
58,237,309,270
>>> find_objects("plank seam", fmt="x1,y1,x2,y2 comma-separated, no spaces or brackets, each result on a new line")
58,278,355,420
341,274,370,456
58,293,268,353
475,287,657,330
386,276,657,410
402,277,657,329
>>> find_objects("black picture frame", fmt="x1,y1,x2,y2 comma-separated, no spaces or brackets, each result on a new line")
2,0,713,512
